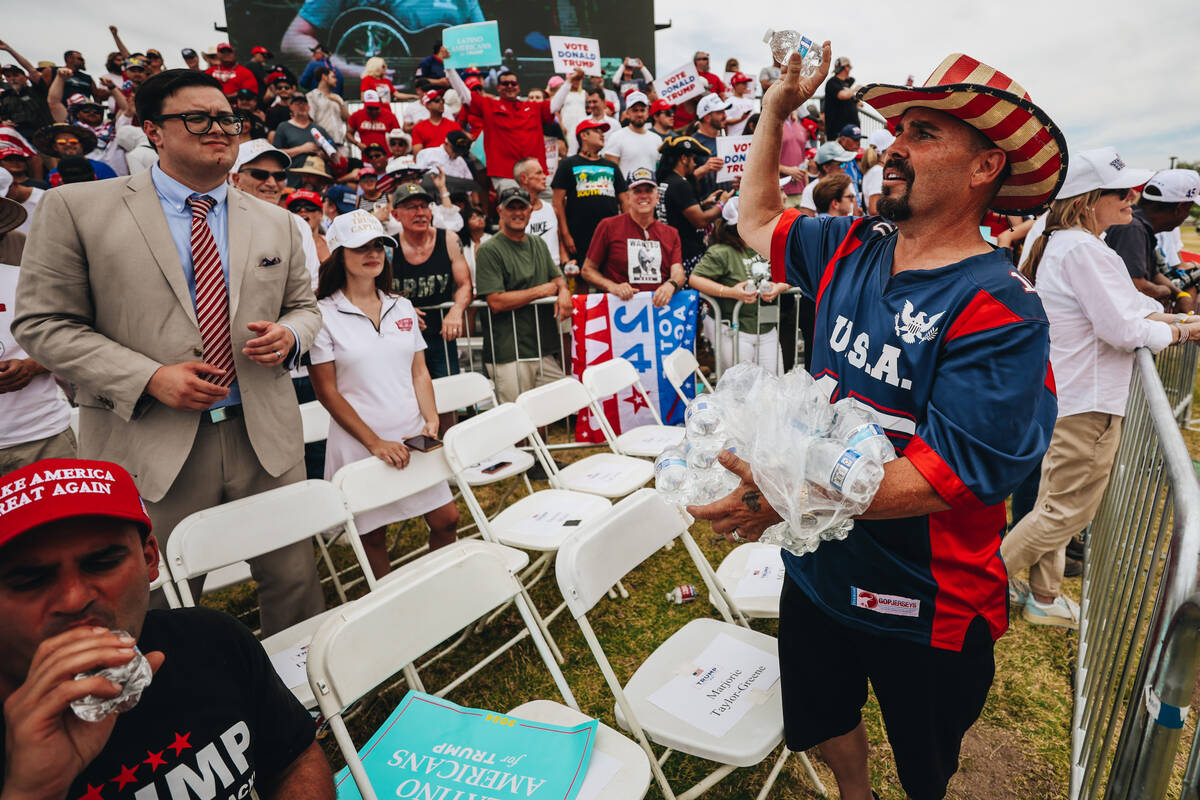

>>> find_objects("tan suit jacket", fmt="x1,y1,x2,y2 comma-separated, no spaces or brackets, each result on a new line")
13,170,321,501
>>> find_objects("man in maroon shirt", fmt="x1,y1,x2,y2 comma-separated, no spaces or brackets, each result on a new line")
205,43,258,97
580,166,684,306
447,67,552,188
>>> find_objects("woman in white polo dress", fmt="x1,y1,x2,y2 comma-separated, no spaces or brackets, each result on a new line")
309,210,458,580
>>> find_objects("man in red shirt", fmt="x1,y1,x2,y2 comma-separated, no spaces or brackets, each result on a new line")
205,43,258,97
580,166,684,306
411,90,460,153
347,89,399,152
448,68,552,187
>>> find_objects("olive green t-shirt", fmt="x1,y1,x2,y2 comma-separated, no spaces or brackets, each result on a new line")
692,243,775,332
474,233,564,363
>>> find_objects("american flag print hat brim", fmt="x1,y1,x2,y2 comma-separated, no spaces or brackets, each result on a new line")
856,53,1068,216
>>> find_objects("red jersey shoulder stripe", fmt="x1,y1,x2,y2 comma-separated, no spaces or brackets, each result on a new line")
902,435,981,508
943,289,1024,342
770,209,801,283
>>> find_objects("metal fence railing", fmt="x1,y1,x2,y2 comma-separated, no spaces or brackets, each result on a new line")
1071,343,1200,800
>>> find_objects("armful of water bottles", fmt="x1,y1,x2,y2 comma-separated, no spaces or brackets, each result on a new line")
669,364,906,556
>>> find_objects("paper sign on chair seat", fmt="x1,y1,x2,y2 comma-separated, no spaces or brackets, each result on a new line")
646,633,780,737
335,691,599,800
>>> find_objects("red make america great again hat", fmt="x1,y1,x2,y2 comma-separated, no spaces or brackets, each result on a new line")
0,459,152,546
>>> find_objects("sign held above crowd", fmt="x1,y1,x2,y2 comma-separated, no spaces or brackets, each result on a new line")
442,20,501,68
549,36,602,76
653,62,704,106
717,135,754,182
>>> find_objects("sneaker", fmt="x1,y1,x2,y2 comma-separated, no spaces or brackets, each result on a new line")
1063,557,1083,578
1023,594,1080,629
1066,536,1085,561
1008,577,1030,607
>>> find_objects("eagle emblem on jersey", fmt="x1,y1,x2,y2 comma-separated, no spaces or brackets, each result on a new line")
894,300,945,344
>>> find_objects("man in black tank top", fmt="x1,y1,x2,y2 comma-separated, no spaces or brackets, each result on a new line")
390,183,473,380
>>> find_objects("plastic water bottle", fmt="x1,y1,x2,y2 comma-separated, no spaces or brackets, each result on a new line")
685,395,723,439
69,630,153,722
654,447,691,505
762,29,823,77
749,260,773,295
832,401,896,464
666,584,699,604
805,440,884,505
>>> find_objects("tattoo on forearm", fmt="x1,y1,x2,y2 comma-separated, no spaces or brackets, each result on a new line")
741,490,762,513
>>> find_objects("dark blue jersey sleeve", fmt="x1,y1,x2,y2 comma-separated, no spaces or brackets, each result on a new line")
769,210,858,298
904,290,1056,507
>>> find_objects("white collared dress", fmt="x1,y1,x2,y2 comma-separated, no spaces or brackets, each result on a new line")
310,289,452,532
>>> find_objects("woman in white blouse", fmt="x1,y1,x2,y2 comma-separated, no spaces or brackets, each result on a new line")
309,210,459,579
1002,148,1200,628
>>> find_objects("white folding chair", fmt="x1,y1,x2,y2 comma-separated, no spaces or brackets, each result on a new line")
165,479,367,709
581,357,686,458
307,544,651,800
299,400,330,444
516,378,653,498
555,489,826,800
151,553,180,609
433,372,536,502
662,348,713,409
709,542,786,619
443,403,614,659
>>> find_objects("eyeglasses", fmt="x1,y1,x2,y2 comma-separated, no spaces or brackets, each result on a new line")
156,112,243,135
241,167,287,182
289,201,321,213
498,80,519,87
1100,187,1136,200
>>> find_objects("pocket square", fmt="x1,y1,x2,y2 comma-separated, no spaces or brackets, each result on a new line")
258,256,282,267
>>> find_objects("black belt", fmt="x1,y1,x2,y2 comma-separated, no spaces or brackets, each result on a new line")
202,404,242,424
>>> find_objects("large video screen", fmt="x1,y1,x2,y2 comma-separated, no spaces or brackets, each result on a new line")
223,0,656,96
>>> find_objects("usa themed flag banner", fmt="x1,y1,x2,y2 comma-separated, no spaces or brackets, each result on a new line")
571,290,698,443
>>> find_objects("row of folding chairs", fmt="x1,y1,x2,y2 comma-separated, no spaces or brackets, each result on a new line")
308,490,826,800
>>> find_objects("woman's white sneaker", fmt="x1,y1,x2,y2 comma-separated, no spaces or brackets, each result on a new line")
1023,594,1080,629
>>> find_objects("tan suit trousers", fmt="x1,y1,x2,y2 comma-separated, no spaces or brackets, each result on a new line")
1001,411,1123,599
147,415,325,637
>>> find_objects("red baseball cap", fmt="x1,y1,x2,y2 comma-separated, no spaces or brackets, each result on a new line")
650,99,674,115
251,46,273,58
286,189,324,208
216,43,234,53
464,76,483,90
576,118,611,136
422,90,442,104
358,164,377,177
730,72,752,85
0,459,152,547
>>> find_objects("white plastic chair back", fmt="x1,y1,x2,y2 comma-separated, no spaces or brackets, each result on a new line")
515,378,592,428
662,348,710,403
332,451,454,517
166,479,349,603
556,489,698,618
433,372,495,414
442,403,537,472
300,401,330,444
582,357,641,399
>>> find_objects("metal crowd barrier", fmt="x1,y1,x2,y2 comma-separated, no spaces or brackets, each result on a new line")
696,288,806,380
1154,340,1200,425
1071,345,1200,800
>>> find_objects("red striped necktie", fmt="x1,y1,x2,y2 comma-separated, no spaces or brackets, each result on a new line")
187,195,237,388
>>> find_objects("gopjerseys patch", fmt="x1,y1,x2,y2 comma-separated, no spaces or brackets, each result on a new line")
850,586,920,617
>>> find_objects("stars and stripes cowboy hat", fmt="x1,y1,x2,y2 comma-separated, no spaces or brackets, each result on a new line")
856,53,1067,216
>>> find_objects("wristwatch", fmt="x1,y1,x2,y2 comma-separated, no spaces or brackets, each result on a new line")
668,278,683,291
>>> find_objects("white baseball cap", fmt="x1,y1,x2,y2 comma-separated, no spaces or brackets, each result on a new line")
1057,146,1155,200
230,138,289,174
866,129,895,152
325,209,397,251
696,93,731,119
721,195,740,225
386,128,410,143
1142,169,1200,206
362,89,382,105
624,90,649,108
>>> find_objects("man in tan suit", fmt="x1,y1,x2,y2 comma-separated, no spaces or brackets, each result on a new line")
12,69,325,636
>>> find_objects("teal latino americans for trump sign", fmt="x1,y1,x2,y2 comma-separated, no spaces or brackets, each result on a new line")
335,691,599,799
442,20,502,68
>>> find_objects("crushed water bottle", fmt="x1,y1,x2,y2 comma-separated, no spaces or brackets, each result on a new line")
749,260,774,295
70,630,153,722
685,395,723,439
805,439,884,506
666,585,699,604
654,447,691,505
831,398,897,464
762,29,823,78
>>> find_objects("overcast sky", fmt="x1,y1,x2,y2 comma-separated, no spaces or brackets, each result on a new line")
6,0,1198,168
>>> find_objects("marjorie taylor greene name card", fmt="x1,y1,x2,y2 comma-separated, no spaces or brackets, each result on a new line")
647,633,780,737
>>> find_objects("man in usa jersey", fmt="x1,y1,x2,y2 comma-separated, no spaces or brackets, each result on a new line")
691,42,1066,800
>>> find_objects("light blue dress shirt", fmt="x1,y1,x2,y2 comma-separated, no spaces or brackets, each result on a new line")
150,165,302,412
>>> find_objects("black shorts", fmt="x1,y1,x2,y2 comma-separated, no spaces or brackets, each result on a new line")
778,577,995,800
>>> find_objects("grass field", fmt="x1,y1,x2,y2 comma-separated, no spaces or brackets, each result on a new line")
206,425,1096,800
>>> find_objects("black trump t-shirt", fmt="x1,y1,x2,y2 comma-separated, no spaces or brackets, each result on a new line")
0,608,316,800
